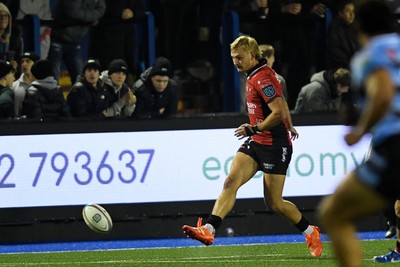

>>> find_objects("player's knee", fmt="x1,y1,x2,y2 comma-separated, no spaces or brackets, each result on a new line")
223,176,235,189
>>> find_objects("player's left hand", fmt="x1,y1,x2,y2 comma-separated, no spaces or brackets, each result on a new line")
234,123,260,139
234,124,249,140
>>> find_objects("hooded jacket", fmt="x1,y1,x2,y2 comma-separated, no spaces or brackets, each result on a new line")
100,70,135,117
22,77,70,120
294,70,342,113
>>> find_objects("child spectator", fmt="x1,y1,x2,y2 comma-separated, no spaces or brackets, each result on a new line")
11,51,39,117
67,59,110,119
133,57,178,118
101,59,136,117
22,59,70,120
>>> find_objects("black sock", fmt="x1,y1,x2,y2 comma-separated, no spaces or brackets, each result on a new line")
205,214,222,230
396,241,400,253
295,215,310,232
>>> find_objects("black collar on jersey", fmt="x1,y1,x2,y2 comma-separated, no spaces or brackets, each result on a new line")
246,58,268,78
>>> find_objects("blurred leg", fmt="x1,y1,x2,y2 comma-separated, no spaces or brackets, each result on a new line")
319,172,387,267
47,41,63,82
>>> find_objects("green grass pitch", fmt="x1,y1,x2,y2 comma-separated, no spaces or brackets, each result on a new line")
0,239,394,266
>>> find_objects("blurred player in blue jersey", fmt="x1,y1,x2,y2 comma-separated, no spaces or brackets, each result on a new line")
318,0,400,266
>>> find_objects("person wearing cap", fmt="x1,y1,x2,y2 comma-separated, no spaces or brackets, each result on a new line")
11,51,40,117
0,60,15,119
22,59,70,120
67,59,110,119
132,57,178,118
100,59,136,117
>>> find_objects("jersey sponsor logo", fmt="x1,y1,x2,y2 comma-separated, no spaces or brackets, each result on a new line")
247,102,256,109
247,102,256,114
262,85,276,97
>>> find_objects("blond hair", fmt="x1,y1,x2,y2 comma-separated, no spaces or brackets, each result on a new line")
230,36,262,60
0,3,11,44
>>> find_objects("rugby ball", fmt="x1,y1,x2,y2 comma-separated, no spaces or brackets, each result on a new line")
82,203,113,233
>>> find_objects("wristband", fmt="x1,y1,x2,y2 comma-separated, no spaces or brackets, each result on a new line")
244,125,262,136
252,125,261,134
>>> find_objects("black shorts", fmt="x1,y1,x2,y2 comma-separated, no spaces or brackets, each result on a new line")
238,139,293,175
356,134,400,201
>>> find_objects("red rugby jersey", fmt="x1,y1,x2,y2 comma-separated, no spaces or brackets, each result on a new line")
246,61,292,146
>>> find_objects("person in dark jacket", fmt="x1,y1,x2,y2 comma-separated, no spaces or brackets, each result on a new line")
67,59,110,119
89,0,145,77
47,0,106,83
0,60,15,119
293,68,351,113
133,57,178,118
326,0,359,69
100,59,136,117
22,59,70,120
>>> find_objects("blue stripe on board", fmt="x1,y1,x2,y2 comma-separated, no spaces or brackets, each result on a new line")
0,231,391,254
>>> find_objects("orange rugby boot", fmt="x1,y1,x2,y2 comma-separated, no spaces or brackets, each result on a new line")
305,225,323,257
182,217,215,246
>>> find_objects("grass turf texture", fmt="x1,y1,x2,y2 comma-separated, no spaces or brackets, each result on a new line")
0,239,394,266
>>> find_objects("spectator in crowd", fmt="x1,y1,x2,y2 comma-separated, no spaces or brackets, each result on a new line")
326,0,359,69
22,59,70,120
133,57,178,118
11,51,39,117
0,2,22,68
0,59,14,119
293,68,351,113
223,0,280,45
47,0,106,84
89,0,145,79
67,59,110,119
100,59,136,117
277,0,328,109
15,0,53,59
